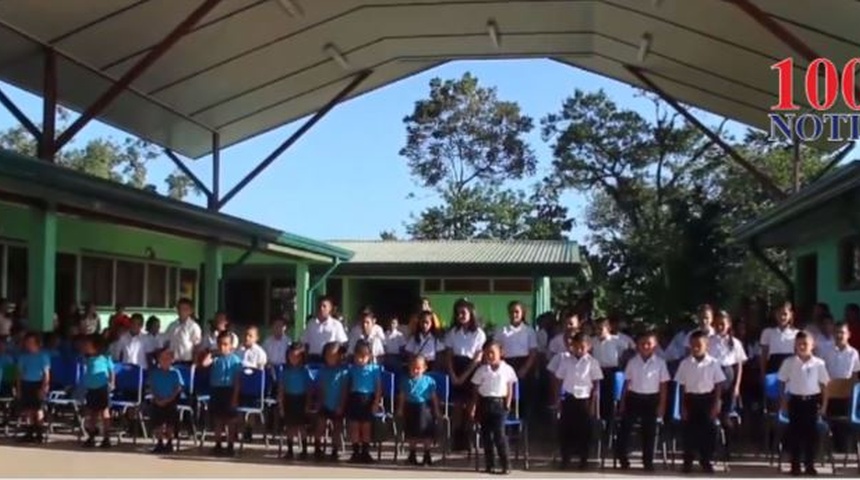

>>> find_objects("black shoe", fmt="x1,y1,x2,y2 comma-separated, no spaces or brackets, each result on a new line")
407,451,419,465
484,466,494,474
82,437,96,448
99,437,112,449
284,450,294,461
805,466,818,476
328,450,339,462
499,457,510,475
643,463,655,472
422,451,433,466
226,444,235,457
361,450,374,464
313,449,324,462
243,428,253,443
298,451,308,461
559,458,570,471
165,441,174,453
790,464,802,477
211,444,224,457
702,462,715,474
681,462,693,474
578,458,589,470
151,442,165,454
618,459,630,470
349,451,360,463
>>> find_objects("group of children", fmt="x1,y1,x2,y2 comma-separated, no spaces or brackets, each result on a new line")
3,293,860,476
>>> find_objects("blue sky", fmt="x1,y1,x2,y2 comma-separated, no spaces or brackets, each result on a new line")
0,59,744,244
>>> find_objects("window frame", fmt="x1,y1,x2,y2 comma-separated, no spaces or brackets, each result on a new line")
839,235,860,291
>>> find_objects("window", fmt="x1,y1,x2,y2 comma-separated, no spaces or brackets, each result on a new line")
81,256,114,306
443,278,491,292
839,236,860,290
168,267,178,308
146,264,168,308
115,260,144,307
423,278,442,292
493,279,533,292
179,269,197,303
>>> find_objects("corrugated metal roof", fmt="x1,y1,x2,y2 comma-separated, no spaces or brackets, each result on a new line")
329,240,580,265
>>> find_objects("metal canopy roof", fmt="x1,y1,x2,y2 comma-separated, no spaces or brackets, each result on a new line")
0,0,855,159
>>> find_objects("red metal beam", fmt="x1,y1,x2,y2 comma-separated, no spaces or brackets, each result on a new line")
38,48,57,161
54,0,222,151
625,65,788,201
0,88,40,141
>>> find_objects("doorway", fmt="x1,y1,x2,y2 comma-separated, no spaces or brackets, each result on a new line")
796,253,818,321
355,279,421,328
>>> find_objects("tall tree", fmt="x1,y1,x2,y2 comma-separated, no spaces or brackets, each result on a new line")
400,73,571,240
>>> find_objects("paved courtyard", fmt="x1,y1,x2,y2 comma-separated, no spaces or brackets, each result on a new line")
0,438,855,478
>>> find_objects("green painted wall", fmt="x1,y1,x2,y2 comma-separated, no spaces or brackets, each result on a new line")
793,235,860,318
423,293,532,329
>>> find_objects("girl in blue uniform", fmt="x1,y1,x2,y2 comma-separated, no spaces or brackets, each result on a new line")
81,334,115,448
313,341,348,461
278,343,313,460
148,348,183,453
396,355,441,466
346,340,382,463
200,331,242,457
16,332,50,443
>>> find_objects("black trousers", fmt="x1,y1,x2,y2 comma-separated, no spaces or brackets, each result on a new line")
559,396,591,462
600,367,619,422
683,393,717,465
615,392,659,467
788,394,821,468
827,397,850,451
478,397,509,470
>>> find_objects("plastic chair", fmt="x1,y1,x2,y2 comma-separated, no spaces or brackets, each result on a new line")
192,365,211,446
110,363,147,444
373,370,397,460
237,367,268,451
45,357,84,438
472,381,529,471
849,383,860,473
173,363,196,449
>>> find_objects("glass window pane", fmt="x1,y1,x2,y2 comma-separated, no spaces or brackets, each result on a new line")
81,256,114,307
146,264,168,308
116,260,144,308
6,245,27,304
168,267,178,308
179,269,197,304
443,279,491,292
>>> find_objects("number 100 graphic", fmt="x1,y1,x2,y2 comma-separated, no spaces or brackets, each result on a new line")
771,57,860,111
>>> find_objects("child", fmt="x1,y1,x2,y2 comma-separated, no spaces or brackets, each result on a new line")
445,298,486,452
814,314,836,357
201,312,238,353
302,296,348,364
313,341,348,461
404,310,445,371
81,334,115,448
675,330,725,473
347,309,385,363
590,317,634,423
760,301,799,374
15,332,50,443
382,317,407,372
495,301,538,416
615,329,669,471
278,343,312,460
238,325,268,369
707,311,747,420
396,355,441,466
148,348,183,453
469,341,517,474
165,298,202,363
200,331,242,456
114,313,152,368
822,323,859,453
263,317,291,367
547,311,579,358
345,340,382,463
778,331,830,476
554,332,602,470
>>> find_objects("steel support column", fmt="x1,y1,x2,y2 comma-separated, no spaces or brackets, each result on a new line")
217,70,373,209
54,0,222,151
211,132,221,210
625,65,787,201
38,48,57,161
164,149,212,200
0,89,40,140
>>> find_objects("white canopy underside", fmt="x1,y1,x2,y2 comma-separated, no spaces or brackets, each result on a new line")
0,0,854,158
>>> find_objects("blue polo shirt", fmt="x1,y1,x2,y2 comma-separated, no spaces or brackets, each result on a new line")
348,363,381,394
149,367,184,400
318,365,348,410
83,355,114,389
210,353,242,388
403,374,436,404
17,351,50,382
280,366,312,395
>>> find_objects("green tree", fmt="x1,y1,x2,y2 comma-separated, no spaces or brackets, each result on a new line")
400,73,571,240
0,114,195,199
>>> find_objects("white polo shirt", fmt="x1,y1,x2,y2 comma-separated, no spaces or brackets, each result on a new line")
760,326,799,356
347,331,385,358
663,330,689,362
238,343,268,369
165,318,203,362
262,335,291,366
404,333,445,361
548,333,568,356
471,361,517,397
302,317,348,355
444,327,486,359
495,323,538,359
823,345,860,379
815,334,836,357
591,334,635,369
707,335,748,367
778,355,830,396
555,353,603,399
547,351,569,374
674,354,726,394
115,331,153,368
383,329,407,355
624,354,670,395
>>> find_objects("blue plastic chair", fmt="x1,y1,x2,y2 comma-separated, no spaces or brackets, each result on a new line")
425,371,451,462
237,367,268,450
46,357,84,438
173,363,196,447
110,363,147,443
371,370,397,460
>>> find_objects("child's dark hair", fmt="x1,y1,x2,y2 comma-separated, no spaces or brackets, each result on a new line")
796,331,810,342
145,315,160,330
697,303,713,315
358,306,375,319
317,295,334,307
413,310,439,342
130,313,144,325
483,339,502,352
176,297,193,308
287,342,306,364
23,331,42,346
322,341,341,359
571,331,589,344
635,328,658,342
689,330,707,342
216,330,234,343
507,300,523,311
452,298,478,332
83,333,106,353
353,339,372,357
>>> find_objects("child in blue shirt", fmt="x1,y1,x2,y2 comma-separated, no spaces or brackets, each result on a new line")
16,332,50,443
396,355,441,466
313,341,347,461
346,340,382,463
200,331,242,457
149,348,184,453
81,334,115,448
278,343,313,460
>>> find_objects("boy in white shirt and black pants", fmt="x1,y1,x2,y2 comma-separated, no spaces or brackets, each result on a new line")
778,331,830,476
554,332,603,470
470,341,517,474
615,329,669,471
674,330,725,473
591,317,633,424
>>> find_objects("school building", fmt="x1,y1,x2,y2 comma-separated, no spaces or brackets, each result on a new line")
734,161,860,319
